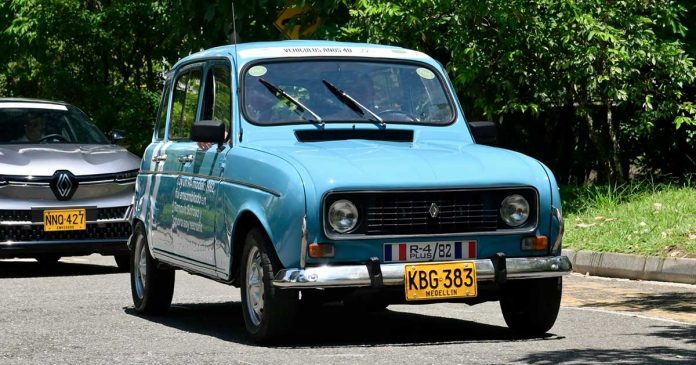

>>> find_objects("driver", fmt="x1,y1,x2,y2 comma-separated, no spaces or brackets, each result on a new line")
14,114,45,142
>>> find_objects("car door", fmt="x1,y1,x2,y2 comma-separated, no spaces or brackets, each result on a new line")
169,60,233,271
152,62,213,268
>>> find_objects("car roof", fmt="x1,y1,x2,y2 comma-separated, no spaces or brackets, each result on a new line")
172,40,432,70
0,98,73,110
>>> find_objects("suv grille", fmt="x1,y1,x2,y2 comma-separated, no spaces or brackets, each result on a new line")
0,222,131,242
0,207,128,223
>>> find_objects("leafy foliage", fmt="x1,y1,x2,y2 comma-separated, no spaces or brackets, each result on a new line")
341,0,696,183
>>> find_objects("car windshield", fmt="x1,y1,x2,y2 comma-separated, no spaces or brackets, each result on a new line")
0,104,109,144
243,60,455,125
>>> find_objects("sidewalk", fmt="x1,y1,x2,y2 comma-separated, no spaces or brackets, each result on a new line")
562,249,696,285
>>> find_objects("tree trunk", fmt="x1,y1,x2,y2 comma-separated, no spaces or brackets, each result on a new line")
606,101,625,182
582,106,611,183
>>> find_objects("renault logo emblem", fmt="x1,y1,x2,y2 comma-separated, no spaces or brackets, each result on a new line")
429,203,440,218
50,170,78,201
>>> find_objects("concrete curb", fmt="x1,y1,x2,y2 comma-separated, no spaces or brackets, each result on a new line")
562,249,696,285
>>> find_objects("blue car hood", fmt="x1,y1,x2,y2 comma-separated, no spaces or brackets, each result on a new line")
251,139,550,192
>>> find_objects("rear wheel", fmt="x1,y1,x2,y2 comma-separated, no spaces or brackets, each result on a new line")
500,277,562,334
240,227,298,343
130,223,175,314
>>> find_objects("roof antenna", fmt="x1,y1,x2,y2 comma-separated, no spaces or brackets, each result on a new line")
230,1,239,44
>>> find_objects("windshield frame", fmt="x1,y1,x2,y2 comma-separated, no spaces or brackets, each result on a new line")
240,57,458,127
0,104,110,145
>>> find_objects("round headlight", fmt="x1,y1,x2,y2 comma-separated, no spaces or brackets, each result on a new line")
500,194,530,227
328,199,359,233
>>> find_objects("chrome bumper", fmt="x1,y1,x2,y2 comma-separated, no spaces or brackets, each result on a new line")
273,256,572,288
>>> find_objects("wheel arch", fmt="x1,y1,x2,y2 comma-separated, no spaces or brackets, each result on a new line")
229,210,280,286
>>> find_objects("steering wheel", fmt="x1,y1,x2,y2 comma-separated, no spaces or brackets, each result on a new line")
39,134,69,143
377,109,419,122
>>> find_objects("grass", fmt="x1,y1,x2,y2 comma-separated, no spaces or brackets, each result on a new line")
561,180,696,258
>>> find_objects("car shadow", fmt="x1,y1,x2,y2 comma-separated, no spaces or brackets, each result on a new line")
124,301,562,348
0,259,121,278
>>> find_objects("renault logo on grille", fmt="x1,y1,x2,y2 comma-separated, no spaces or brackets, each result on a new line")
428,203,440,218
50,170,78,201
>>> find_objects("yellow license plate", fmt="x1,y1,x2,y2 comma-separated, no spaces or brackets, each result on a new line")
404,261,477,301
43,209,86,231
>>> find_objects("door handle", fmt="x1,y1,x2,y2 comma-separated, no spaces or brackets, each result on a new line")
178,154,194,163
152,154,167,162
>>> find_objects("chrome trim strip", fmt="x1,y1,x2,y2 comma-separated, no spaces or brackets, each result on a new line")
139,171,281,197
273,256,572,288
0,218,130,226
551,206,564,254
322,186,540,240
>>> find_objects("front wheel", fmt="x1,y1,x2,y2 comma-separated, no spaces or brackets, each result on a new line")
499,277,562,335
240,227,298,343
130,223,175,314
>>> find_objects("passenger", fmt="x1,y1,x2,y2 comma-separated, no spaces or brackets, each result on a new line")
14,114,45,142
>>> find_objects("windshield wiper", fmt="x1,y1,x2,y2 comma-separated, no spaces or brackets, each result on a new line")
258,78,324,127
322,79,385,127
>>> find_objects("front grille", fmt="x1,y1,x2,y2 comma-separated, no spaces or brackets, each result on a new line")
0,210,32,222
325,188,538,237
366,196,498,235
0,207,129,223
97,206,129,220
0,222,131,242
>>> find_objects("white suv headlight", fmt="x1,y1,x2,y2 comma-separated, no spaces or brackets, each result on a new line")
328,199,359,233
500,194,530,227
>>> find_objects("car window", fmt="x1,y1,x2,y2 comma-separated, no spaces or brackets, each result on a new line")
0,105,109,144
169,66,203,140
242,60,455,125
200,64,232,133
155,78,172,140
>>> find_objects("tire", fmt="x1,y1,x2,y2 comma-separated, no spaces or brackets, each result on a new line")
240,227,298,343
114,254,130,272
130,223,175,315
500,277,562,335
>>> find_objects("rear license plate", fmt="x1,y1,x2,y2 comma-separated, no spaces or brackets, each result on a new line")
384,241,476,263
43,209,86,231
404,261,477,301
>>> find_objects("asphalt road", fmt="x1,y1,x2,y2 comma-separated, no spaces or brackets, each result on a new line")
0,255,694,364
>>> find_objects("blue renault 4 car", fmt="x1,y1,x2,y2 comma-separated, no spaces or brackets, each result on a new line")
129,40,571,343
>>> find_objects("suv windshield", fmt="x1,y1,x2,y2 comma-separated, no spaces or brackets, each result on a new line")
243,60,455,125
0,104,109,144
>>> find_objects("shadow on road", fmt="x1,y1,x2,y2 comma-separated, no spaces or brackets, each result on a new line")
124,301,562,348
515,346,695,364
580,292,696,314
649,325,696,345
0,259,121,278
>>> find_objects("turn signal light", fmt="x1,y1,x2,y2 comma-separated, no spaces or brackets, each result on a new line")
521,236,548,251
308,243,335,258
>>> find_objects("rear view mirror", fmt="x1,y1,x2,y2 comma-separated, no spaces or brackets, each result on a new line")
469,121,497,146
110,129,126,144
191,120,225,147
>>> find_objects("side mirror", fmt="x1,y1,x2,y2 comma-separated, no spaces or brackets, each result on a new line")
191,120,225,147
109,129,126,144
469,121,497,146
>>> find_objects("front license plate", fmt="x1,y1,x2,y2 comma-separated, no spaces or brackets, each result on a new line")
405,261,477,301
43,209,86,231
